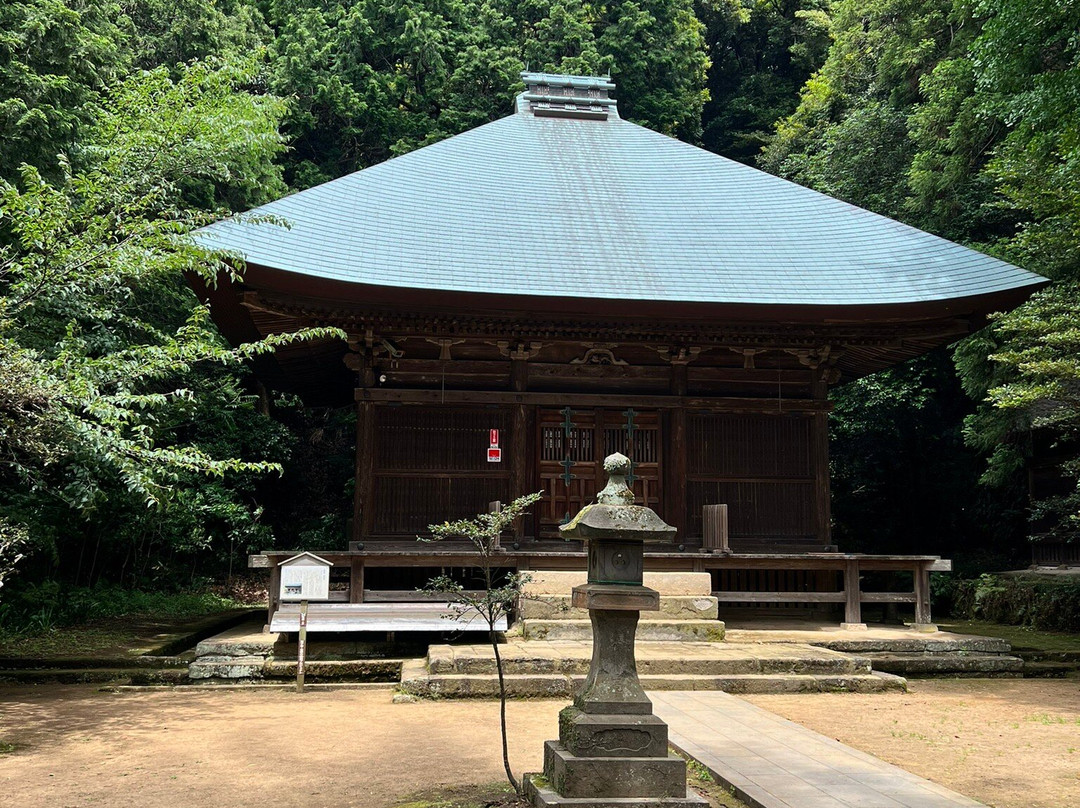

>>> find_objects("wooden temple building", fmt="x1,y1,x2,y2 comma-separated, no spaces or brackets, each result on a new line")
195,73,1045,627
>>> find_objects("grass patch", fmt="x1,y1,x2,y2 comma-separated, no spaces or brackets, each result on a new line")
939,619,1080,655
0,604,254,659
675,748,752,808
0,740,20,754
0,625,137,658
390,782,525,808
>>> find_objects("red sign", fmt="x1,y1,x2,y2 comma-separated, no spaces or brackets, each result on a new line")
489,429,500,447
487,447,502,463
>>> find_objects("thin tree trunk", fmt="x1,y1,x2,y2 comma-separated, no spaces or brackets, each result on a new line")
491,628,518,795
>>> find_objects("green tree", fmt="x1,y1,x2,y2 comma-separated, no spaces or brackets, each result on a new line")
698,0,830,162
421,492,544,796
265,0,710,187
0,59,341,597
0,0,127,181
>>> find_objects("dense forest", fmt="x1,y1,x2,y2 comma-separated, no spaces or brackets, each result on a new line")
0,0,1077,619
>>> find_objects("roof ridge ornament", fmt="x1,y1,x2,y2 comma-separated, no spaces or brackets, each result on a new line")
518,71,618,121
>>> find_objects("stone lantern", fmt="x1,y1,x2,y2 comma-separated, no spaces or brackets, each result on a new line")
525,453,707,808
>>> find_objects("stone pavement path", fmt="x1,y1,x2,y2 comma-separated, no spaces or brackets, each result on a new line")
651,691,984,808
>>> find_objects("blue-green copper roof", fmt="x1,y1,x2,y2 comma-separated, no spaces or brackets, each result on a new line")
196,79,1044,307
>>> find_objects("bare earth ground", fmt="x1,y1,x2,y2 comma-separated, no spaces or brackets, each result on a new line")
1,679,1078,808
746,678,1080,808
0,685,562,808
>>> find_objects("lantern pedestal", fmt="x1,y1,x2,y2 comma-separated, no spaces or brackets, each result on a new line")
526,453,707,808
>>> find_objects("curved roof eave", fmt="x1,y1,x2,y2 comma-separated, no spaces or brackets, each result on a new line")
229,262,1048,326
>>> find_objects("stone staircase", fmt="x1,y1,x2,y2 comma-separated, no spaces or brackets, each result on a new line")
399,570,908,697
517,570,725,642
398,640,907,697
725,627,1026,678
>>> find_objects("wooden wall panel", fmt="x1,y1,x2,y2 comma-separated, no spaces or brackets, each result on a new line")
686,413,815,546
369,405,512,537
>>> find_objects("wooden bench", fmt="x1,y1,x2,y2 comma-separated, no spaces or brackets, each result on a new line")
269,601,507,633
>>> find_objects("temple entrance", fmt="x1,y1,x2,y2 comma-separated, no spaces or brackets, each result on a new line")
538,407,661,535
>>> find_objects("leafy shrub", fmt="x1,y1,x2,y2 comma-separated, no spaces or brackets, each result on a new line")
952,573,1080,632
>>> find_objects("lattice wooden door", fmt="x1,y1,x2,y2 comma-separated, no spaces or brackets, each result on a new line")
538,408,661,535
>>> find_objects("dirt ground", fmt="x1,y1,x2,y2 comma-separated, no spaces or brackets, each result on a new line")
0,685,562,808
746,678,1080,808
1,679,1078,808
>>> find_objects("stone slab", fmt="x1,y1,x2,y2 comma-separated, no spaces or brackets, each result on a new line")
398,671,904,699
523,619,724,642
193,625,284,657
424,641,872,677
524,774,708,808
572,585,660,612
544,742,688,799
525,571,712,597
652,691,985,808
520,595,719,621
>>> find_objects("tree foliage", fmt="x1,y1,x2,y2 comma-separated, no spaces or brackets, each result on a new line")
265,0,710,186
766,0,1080,545
0,58,341,598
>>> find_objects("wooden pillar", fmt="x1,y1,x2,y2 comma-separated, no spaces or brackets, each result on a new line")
350,341,377,546
349,557,365,603
842,559,865,629
267,562,281,628
668,363,689,538
510,355,531,541
809,369,832,547
354,400,376,541
914,563,933,627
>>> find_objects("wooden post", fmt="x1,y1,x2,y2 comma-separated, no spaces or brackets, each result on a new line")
349,557,365,604
668,364,688,537
488,500,503,550
267,563,281,629
809,369,832,547
356,400,376,540
703,504,729,552
842,559,865,629
511,404,527,541
296,599,308,692
510,354,530,541
913,563,935,629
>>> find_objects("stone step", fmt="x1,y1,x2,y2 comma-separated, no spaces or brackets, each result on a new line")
521,619,725,642
0,655,190,670
520,595,718,621
820,636,1013,654
0,667,189,685
860,651,1024,678
189,657,402,681
427,643,870,677
1023,660,1080,678
399,665,906,698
